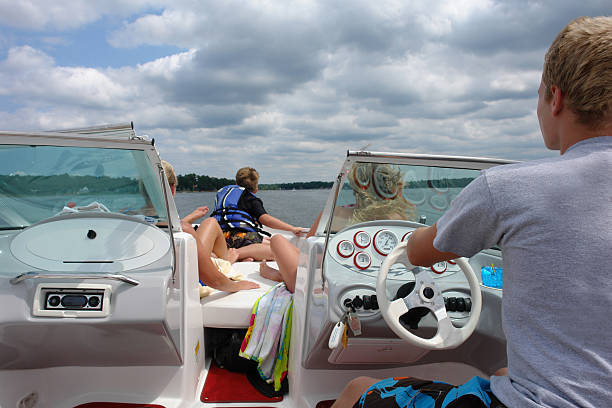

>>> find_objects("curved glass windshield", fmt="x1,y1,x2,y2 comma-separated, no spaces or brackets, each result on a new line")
329,162,481,232
0,145,167,229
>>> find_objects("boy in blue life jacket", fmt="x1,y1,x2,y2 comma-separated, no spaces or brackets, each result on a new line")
211,167,303,261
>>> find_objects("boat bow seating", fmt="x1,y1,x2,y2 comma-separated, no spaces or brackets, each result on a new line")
200,261,280,328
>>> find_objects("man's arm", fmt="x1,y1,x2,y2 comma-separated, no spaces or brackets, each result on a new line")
259,213,302,235
406,223,460,266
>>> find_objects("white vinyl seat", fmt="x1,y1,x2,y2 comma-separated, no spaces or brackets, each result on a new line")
200,261,279,328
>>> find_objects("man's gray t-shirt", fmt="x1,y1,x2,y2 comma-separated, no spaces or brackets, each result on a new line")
434,136,612,408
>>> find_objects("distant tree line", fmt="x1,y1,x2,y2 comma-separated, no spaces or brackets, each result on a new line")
0,175,139,195
176,173,332,192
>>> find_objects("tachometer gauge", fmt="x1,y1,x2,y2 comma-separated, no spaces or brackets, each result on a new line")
337,240,354,258
373,230,398,256
430,261,448,274
354,251,371,270
354,231,371,248
402,231,413,242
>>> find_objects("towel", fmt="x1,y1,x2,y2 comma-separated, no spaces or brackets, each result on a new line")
199,258,243,297
239,283,293,391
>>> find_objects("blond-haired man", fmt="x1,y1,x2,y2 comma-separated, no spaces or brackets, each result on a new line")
333,16,612,408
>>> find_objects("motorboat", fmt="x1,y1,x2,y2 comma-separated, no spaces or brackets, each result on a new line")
0,124,514,407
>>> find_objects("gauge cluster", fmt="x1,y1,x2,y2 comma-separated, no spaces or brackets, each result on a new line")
328,223,461,280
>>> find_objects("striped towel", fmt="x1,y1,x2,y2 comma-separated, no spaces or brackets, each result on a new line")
239,283,293,391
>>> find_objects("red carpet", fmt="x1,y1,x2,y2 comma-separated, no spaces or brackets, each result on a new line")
201,361,283,403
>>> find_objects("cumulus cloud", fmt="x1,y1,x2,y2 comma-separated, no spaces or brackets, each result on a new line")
0,0,609,182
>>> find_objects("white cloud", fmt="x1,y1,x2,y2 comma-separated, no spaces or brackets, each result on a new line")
0,0,165,31
0,1,608,182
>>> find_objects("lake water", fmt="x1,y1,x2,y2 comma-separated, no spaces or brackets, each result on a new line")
174,189,331,228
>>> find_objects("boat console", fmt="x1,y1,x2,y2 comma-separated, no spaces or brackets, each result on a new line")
0,129,187,371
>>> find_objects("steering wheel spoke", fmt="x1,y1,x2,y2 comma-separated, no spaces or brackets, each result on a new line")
389,298,409,318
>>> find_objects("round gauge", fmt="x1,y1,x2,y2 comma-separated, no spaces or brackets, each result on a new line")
403,170,427,205
447,259,456,265
351,163,371,190
372,164,401,200
402,231,413,242
354,251,371,270
428,167,449,193
373,230,398,256
353,230,371,248
337,240,354,258
430,261,448,274
429,194,448,211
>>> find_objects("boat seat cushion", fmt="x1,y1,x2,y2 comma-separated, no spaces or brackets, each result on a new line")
200,261,278,328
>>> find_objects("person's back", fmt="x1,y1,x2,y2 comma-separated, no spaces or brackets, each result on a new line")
473,139,612,407
331,15,612,408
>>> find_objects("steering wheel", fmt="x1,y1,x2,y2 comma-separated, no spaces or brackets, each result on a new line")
376,241,482,350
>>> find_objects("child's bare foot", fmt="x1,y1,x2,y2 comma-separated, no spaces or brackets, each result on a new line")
225,248,239,264
259,262,282,282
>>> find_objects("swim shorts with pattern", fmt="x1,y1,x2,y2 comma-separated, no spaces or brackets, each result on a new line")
354,376,506,408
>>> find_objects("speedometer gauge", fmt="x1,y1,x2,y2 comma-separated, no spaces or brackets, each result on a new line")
402,231,413,242
337,240,354,258
373,230,398,256
354,231,371,248
431,261,448,274
354,252,371,270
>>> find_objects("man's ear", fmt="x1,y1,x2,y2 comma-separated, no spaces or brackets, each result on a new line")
550,85,564,116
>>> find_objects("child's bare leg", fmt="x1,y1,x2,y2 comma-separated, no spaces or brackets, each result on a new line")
195,218,229,259
259,262,283,282
269,234,300,293
237,242,274,261
331,376,380,408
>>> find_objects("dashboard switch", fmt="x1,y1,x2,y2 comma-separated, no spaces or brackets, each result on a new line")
362,295,372,310
352,295,363,309
456,297,466,312
371,295,379,310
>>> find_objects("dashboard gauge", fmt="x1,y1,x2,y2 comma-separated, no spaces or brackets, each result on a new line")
337,240,355,258
352,163,371,190
402,231,413,242
372,164,401,200
353,230,371,248
447,259,456,265
354,251,371,270
430,261,448,274
373,230,398,256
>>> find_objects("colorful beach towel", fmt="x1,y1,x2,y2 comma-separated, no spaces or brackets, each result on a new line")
239,283,293,391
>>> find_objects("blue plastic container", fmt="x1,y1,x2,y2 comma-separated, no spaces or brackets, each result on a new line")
481,266,503,289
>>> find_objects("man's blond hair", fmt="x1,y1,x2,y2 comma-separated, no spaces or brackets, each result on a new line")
236,167,259,193
161,160,177,187
542,16,612,129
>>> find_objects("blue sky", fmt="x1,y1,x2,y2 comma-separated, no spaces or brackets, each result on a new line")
0,1,609,182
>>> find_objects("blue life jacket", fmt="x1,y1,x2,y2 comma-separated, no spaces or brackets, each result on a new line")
211,185,262,233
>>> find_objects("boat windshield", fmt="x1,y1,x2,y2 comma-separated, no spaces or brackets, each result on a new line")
0,145,167,229
329,161,481,232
